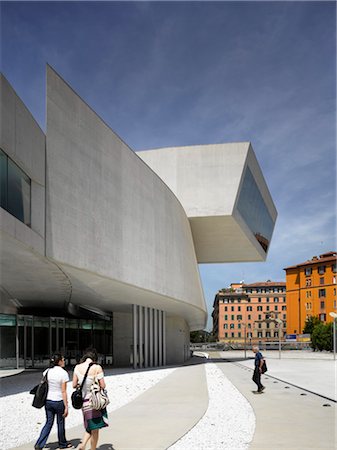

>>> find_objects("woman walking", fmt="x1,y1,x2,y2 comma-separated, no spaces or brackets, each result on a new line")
35,353,73,449
72,348,108,450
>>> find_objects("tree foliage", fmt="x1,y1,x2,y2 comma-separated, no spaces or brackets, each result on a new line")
311,322,333,351
303,315,321,334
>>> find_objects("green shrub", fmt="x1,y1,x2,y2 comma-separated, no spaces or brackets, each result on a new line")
311,322,333,351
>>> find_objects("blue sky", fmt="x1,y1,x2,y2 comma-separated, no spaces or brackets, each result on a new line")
1,1,336,329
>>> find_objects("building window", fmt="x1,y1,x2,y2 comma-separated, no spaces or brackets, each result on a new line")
231,332,235,338
266,305,270,311
320,277,324,285
283,297,286,302
320,301,325,309
224,306,228,311
306,291,312,298
319,289,326,298
306,279,312,287
223,324,228,329
238,306,241,311
318,266,326,275
282,305,286,311
258,298,262,302
238,323,241,329
247,323,251,328
274,305,278,311
283,314,286,320
225,332,228,338
258,323,262,329
257,306,262,311
248,314,251,320
257,331,262,338
231,306,234,311
332,263,336,273
320,314,326,322
274,331,279,337
305,302,312,310
238,332,241,338
231,315,235,320
230,323,234,329
247,306,252,311
274,297,279,302
305,267,312,276
258,314,262,320
0,149,31,226
334,300,336,309
266,332,271,338
224,315,228,320
266,322,270,329
266,297,270,303
333,276,336,284
237,315,243,320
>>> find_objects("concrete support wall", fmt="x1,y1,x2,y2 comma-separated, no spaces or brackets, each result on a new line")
113,312,133,367
166,316,190,365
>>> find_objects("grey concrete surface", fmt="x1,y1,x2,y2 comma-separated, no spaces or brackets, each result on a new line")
214,356,336,449
13,362,208,450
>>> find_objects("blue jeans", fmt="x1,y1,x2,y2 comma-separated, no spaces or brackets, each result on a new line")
35,400,68,448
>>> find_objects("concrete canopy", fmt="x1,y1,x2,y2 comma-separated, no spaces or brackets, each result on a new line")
137,143,277,263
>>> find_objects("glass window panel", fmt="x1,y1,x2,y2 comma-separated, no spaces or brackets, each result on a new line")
7,158,31,225
237,167,274,252
0,149,8,209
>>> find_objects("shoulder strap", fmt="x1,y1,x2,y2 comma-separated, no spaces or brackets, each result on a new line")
79,362,94,390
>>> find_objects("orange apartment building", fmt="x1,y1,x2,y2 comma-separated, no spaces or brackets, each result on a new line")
284,251,337,335
212,281,287,343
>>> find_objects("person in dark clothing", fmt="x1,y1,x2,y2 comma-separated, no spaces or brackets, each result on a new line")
252,346,265,393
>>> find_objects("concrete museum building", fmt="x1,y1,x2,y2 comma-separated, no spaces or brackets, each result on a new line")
0,67,277,369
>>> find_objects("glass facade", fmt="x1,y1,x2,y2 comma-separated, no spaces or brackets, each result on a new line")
237,167,274,252
0,148,31,226
0,314,113,369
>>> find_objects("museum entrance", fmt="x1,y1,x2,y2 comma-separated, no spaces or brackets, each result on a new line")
0,314,113,369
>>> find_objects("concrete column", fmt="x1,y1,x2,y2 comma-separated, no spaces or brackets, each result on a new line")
154,309,158,366
149,308,154,367
158,310,163,366
132,304,138,369
144,307,149,368
139,306,143,369
163,312,166,366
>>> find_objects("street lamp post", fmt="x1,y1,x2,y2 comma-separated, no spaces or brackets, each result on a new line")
329,312,337,360
243,323,247,359
275,318,283,360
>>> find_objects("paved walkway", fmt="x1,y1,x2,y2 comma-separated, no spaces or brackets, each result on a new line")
10,352,337,450
14,362,208,450
212,354,336,450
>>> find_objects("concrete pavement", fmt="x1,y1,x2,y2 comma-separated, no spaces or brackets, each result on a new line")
10,351,337,450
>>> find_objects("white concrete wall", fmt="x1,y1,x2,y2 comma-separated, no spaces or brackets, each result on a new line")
46,66,206,325
0,74,45,252
113,312,133,367
166,316,190,365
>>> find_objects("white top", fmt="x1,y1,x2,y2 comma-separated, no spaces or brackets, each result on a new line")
74,363,104,399
43,366,69,401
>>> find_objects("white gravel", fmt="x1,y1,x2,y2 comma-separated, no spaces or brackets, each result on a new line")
169,363,255,450
1,367,175,449
1,363,255,449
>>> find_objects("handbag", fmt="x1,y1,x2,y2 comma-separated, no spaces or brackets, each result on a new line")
30,369,49,409
71,362,94,409
90,375,110,410
261,360,267,374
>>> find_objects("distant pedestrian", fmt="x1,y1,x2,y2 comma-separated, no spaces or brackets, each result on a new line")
72,348,108,450
35,353,73,449
252,346,265,393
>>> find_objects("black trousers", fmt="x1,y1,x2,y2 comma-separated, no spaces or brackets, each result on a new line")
252,368,263,390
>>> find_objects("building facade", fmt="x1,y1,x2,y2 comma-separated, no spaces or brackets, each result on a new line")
0,67,277,369
284,252,337,335
212,281,286,344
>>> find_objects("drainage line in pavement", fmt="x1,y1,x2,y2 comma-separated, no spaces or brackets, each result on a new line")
221,359,337,404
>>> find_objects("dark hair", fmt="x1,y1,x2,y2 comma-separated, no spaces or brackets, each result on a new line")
80,347,98,363
50,353,64,368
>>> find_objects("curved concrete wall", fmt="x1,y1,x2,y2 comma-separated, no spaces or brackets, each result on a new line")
46,67,206,327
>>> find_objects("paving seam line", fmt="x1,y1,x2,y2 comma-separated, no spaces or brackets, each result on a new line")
221,359,336,404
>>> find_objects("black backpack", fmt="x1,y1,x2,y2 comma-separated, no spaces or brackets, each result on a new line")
261,360,267,374
71,362,94,409
30,369,49,409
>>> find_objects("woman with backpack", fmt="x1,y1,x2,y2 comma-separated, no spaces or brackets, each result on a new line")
34,353,73,449
72,348,108,450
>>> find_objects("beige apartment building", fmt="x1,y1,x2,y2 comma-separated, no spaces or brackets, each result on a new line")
212,281,287,344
